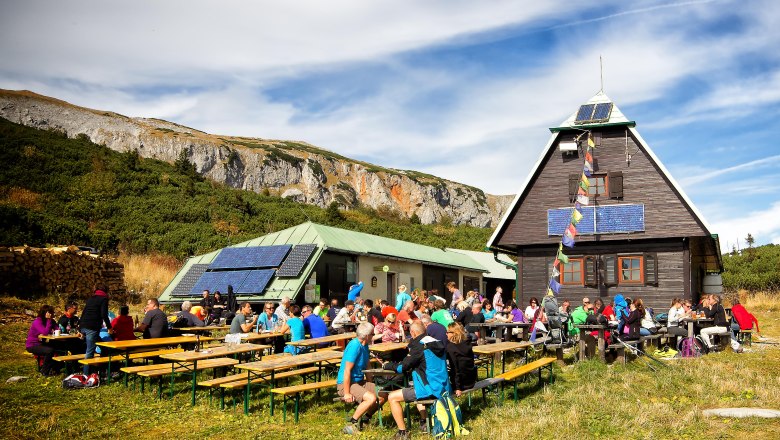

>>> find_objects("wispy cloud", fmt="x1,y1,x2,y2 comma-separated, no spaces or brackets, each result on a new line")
677,155,780,186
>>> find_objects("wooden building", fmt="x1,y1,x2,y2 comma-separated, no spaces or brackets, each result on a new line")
487,92,722,310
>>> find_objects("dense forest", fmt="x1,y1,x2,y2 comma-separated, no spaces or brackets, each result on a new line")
722,243,780,292
0,117,492,260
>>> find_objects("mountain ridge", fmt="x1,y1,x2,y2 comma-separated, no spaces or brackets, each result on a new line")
0,89,513,227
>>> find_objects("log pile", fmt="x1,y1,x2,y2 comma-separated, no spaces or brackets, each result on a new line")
0,245,126,302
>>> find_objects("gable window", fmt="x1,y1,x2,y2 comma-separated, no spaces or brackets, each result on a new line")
588,174,608,197
561,258,584,285
618,256,643,284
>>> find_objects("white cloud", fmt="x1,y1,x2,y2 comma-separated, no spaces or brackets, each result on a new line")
677,155,780,187
709,201,780,251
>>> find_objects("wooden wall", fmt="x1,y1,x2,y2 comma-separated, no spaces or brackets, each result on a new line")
497,127,709,248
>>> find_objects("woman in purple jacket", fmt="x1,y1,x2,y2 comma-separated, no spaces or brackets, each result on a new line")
26,305,61,376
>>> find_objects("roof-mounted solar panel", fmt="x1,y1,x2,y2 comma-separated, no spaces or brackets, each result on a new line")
277,244,318,277
171,264,210,297
214,270,252,294
591,103,613,121
190,271,228,294
574,104,596,122
235,269,275,295
209,244,292,270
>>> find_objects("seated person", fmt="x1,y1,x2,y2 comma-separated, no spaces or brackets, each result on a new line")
279,305,306,355
229,302,257,334
373,313,402,343
26,305,61,376
430,299,454,327
635,298,655,336
481,300,496,321
210,291,226,322
570,298,593,335
701,295,743,353
199,290,214,320
730,298,760,338
58,302,80,334
302,305,330,339
326,298,341,322
313,298,329,318
623,300,643,340
176,300,205,327
445,323,477,397
256,302,279,332
134,298,168,339
384,321,451,438
332,300,356,334
365,299,383,326
110,305,136,341
666,298,688,339
338,323,386,435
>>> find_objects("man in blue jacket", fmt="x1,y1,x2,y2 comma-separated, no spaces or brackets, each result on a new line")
383,321,451,439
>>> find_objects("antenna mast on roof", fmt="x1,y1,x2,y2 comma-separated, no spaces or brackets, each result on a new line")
599,55,604,92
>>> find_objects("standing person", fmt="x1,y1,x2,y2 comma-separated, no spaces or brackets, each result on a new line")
338,323,386,435
279,305,306,355
623,299,643,340
229,302,258,334
25,305,60,376
493,286,505,311
395,285,412,312
134,298,168,339
80,285,112,374
384,321,451,439
446,322,477,397
348,281,365,302
199,290,214,320
446,282,462,308
701,295,743,353
110,305,136,341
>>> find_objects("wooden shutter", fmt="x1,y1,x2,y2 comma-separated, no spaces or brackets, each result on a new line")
644,253,658,286
568,173,579,202
600,254,617,286
608,171,623,199
584,256,597,287
593,131,602,148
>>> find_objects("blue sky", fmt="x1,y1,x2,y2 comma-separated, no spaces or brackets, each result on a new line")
1,0,779,251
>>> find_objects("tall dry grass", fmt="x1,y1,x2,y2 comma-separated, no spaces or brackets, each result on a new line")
117,253,181,304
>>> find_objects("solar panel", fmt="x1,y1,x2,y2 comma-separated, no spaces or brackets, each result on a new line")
235,269,275,295
276,244,318,277
171,264,210,297
215,270,252,294
592,103,613,121
209,245,292,270
574,104,595,122
190,271,228,294
547,204,645,235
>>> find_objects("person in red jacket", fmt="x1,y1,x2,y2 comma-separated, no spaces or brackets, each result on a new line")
110,305,136,341
730,299,760,335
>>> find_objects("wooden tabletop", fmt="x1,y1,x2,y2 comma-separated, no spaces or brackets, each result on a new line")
235,350,343,373
39,334,81,342
475,322,530,327
178,325,230,332
472,341,530,355
369,342,408,353
238,331,286,341
160,343,270,362
97,335,215,351
287,332,357,347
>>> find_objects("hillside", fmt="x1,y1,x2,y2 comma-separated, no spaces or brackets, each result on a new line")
0,117,492,259
0,89,513,227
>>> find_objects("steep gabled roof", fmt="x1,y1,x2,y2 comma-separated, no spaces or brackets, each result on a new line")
488,92,716,250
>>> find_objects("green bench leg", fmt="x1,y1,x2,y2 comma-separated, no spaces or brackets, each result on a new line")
294,394,300,423
282,395,287,422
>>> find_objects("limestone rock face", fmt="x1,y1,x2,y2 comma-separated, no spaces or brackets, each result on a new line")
0,89,513,226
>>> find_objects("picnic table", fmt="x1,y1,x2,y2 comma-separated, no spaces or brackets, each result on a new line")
681,317,714,338
474,322,531,341
39,333,81,342
97,335,215,384
368,341,408,353
177,325,230,333
237,331,286,342
575,324,612,361
472,341,531,376
160,343,270,405
287,332,356,351
362,367,407,427
234,350,343,415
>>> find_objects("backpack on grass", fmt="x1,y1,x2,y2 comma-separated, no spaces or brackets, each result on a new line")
62,373,100,389
430,391,469,438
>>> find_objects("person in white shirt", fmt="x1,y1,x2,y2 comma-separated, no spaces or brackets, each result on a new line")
666,298,688,339
332,300,356,333
275,296,291,325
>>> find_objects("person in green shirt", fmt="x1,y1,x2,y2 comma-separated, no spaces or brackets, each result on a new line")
430,299,454,327
570,297,593,335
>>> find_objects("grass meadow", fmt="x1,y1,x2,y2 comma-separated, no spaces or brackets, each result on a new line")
2,270,779,439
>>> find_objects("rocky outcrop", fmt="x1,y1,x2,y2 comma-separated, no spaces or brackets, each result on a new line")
0,89,513,227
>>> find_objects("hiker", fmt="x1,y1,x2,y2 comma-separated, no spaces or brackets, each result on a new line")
700,295,743,353
81,285,113,374
395,285,412,311
26,305,61,376
492,286,505,311
134,298,167,339
338,323,386,435
384,321,451,439
347,281,364,302
445,322,477,397
665,298,689,340
730,297,760,337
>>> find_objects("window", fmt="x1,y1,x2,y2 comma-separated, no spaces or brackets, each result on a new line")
561,258,584,285
619,256,644,284
588,174,608,197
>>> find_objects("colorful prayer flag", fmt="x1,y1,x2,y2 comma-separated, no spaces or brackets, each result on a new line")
583,167,591,178
557,248,569,264
562,234,575,248
585,151,593,163
577,187,587,196
587,134,595,148
547,288,554,297
581,173,590,187
571,208,583,223
553,258,560,268
530,325,537,342
575,202,582,211
551,266,560,278
566,224,577,238
577,194,589,205
579,180,589,191
549,277,561,294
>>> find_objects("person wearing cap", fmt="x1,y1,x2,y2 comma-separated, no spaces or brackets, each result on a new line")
332,300,356,333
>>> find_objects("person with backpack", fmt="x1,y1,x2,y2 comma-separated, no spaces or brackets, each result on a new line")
384,321,451,439
175,301,204,327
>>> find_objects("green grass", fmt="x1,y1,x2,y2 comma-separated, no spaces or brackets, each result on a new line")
2,294,779,439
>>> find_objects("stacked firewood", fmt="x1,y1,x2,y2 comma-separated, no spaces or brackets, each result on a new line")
0,245,126,301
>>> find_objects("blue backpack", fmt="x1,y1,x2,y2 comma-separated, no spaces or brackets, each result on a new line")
429,391,469,438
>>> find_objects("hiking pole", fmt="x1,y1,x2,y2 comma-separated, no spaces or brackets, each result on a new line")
615,336,666,370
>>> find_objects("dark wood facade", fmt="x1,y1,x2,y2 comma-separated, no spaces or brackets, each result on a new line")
490,115,721,311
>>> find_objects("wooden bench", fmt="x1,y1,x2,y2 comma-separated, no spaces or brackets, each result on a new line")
608,340,639,364
460,377,504,407
78,348,184,366
640,334,663,350
737,329,753,346
201,366,319,409
712,331,732,352
270,379,337,422
543,343,565,362
494,357,556,402
53,353,96,373
136,358,239,399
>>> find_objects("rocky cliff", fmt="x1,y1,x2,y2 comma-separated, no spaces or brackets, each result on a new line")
0,89,513,227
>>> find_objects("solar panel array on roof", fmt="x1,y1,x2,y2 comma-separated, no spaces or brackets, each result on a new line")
208,245,292,270
171,264,210,297
190,271,227,295
574,102,613,124
235,269,275,295
276,244,318,277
